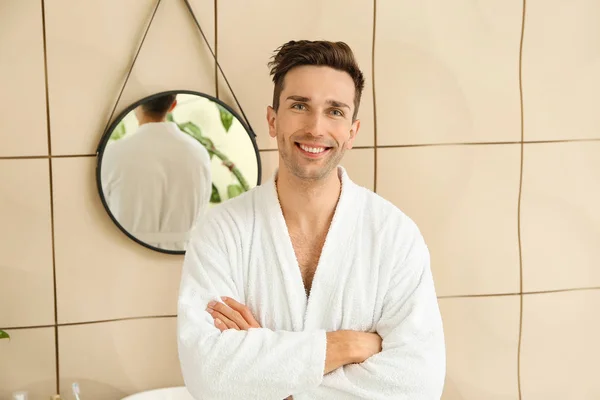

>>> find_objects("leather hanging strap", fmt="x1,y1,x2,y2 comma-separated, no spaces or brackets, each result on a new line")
103,0,254,138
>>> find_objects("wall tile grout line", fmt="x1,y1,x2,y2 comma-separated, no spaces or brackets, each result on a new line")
49,154,98,158
520,138,600,144
437,286,600,300
5,285,600,331
1,315,178,331
40,0,60,394
371,0,378,193
1,324,56,331
214,0,218,99
253,137,600,154
375,138,600,148
2,137,598,161
0,154,97,160
58,314,178,327
521,286,600,296
517,1,528,399
438,292,522,299
3,284,600,330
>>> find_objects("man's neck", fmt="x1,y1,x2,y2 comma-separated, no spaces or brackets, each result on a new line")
138,117,166,126
275,166,341,234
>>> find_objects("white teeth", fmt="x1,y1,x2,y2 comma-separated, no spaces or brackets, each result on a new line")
299,144,327,154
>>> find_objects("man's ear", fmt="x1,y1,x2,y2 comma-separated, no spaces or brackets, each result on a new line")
266,106,277,138
346,119,360,149
169,99,178,112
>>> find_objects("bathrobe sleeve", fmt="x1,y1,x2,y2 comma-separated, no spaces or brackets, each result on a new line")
177,210,328,400
326,227,446,399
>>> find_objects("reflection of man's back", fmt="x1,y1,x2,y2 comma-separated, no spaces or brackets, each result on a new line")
102,120,212,251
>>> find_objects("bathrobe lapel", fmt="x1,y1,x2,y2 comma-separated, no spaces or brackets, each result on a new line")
263,176,307,331
264,167,362,330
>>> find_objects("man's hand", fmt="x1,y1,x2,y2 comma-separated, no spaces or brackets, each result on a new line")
324,331,382,374
206,296,261,331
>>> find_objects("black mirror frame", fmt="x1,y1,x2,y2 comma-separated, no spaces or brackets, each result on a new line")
95,89,262,255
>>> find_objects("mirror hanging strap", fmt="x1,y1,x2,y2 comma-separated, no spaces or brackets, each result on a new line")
101,0,255,149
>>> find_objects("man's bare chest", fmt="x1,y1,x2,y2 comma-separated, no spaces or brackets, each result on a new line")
290,231,326,295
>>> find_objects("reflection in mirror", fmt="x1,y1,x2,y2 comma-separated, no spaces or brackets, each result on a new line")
96,91,260,254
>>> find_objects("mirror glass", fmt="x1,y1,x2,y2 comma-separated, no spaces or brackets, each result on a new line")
96,90,261,254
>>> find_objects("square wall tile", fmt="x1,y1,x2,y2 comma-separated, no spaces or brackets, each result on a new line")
375,0,522,145
377,145,521,296
45,0,215,155
217,0,375,150
521,142,600,292
260,148,375,191
52,157,184,324
439,296,520,400
0,327,56,398
522,0,600,141
342,148,375,191
521,290,600,399
0,0,48,156
58,318,183,400
0,159,54,327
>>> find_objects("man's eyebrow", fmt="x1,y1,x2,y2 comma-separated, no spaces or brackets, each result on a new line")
285,96,351,110
286,95,310,102
327,100,351,110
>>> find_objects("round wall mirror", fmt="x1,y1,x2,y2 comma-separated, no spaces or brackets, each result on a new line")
96,90,261,254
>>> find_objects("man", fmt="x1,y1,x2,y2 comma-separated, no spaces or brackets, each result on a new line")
101,94,212,251
177,40,446,399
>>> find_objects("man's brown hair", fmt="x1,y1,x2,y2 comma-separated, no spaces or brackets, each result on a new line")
268,40,365,121
141,93,177,118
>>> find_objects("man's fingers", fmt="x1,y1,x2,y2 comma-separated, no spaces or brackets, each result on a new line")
221,297,261,328
221,296,244,310
214,318,227,332
207,301,249,330
210,310,239,331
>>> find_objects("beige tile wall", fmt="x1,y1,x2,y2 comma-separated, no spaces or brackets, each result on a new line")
0,0,598,399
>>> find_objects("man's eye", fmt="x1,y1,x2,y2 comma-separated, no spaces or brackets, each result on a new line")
292,103,306,110
331,109,343,117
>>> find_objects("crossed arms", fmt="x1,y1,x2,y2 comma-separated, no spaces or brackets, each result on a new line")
177,221,446,399
206,295,383,374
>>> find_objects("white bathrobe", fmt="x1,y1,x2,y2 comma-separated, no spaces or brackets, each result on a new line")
177,166,446,399
101,122,212,251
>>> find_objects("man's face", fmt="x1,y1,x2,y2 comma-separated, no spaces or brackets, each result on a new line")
267,65,360,182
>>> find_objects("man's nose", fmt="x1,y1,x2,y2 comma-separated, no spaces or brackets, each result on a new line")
304,112,326,136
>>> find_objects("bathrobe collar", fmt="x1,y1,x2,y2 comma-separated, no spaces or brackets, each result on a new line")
262,165,364,329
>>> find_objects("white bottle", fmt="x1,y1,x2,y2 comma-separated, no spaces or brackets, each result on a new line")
12,392,27,400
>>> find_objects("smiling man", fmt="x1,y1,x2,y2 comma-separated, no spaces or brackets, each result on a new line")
177,40,446,399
